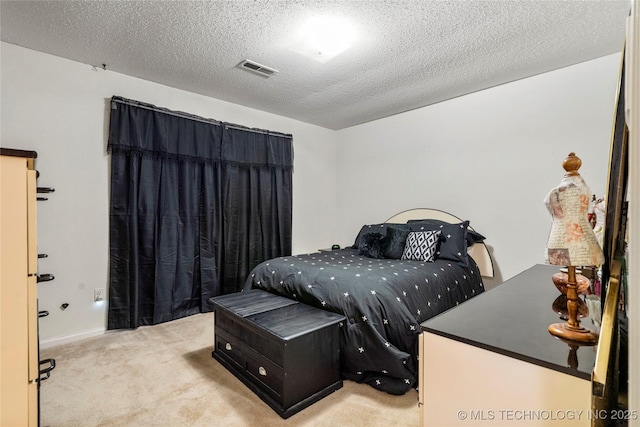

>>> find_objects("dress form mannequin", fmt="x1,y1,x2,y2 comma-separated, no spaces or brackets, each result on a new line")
544,153,605,267
544,153,604,343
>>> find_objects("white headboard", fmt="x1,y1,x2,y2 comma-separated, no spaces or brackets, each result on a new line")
385,208,494,278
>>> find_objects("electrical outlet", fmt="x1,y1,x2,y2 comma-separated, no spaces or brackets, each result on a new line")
94,288,105,302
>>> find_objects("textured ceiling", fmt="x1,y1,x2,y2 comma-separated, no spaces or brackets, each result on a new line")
0,0,631,130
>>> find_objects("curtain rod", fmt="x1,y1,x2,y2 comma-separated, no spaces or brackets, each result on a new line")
111,96,293,140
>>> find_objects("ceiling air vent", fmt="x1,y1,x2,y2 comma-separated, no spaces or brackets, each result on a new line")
238,59,278,77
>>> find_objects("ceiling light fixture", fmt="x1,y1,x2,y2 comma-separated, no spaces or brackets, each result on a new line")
290,15,357,63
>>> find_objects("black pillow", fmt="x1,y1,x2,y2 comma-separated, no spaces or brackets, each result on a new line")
467,229,486,245
408,220,471,267
382,225,411,259
352,223,409,248
358,232,387,259
353,224,383,248
407,219,485,247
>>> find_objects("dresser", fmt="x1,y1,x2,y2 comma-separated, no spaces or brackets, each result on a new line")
210,289,345,418
1,148,39,426
419,264,597,427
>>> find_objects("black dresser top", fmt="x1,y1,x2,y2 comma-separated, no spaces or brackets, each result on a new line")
421,264,598,380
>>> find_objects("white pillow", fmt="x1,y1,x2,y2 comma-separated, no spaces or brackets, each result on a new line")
401,230,441,262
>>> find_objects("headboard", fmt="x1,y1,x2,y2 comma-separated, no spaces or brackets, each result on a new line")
385,208,495,278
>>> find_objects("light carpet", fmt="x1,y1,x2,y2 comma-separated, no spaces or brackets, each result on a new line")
40,312,420,427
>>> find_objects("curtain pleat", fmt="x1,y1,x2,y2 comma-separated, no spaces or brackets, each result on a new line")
107,96,293,330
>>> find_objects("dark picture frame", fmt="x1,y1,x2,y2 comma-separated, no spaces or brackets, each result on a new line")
601,50,629,307
591,44,629,426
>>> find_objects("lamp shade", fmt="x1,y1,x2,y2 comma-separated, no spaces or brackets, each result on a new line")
544,153,605,267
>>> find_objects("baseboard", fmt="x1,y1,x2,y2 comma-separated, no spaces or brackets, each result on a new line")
40,328,105,350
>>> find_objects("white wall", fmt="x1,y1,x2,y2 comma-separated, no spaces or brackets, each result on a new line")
336,53,623,286
1,42,338,345
1,42,623,344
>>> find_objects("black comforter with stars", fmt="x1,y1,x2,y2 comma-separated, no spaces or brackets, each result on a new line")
243,248,484,395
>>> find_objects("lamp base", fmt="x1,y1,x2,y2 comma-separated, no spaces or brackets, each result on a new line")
548,323,599,345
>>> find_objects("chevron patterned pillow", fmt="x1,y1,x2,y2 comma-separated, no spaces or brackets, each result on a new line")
401,230,441,262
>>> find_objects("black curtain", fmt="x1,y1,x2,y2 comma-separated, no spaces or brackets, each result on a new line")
107,96,293,329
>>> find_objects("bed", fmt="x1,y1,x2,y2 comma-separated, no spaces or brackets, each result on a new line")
243,208,494,394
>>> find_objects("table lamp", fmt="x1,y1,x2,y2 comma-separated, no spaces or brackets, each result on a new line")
543,152,604,344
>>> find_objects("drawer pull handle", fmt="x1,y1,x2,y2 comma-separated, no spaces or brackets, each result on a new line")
38,358,56,382
259,366,267,376
225,343,232,351
37,274,55,283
